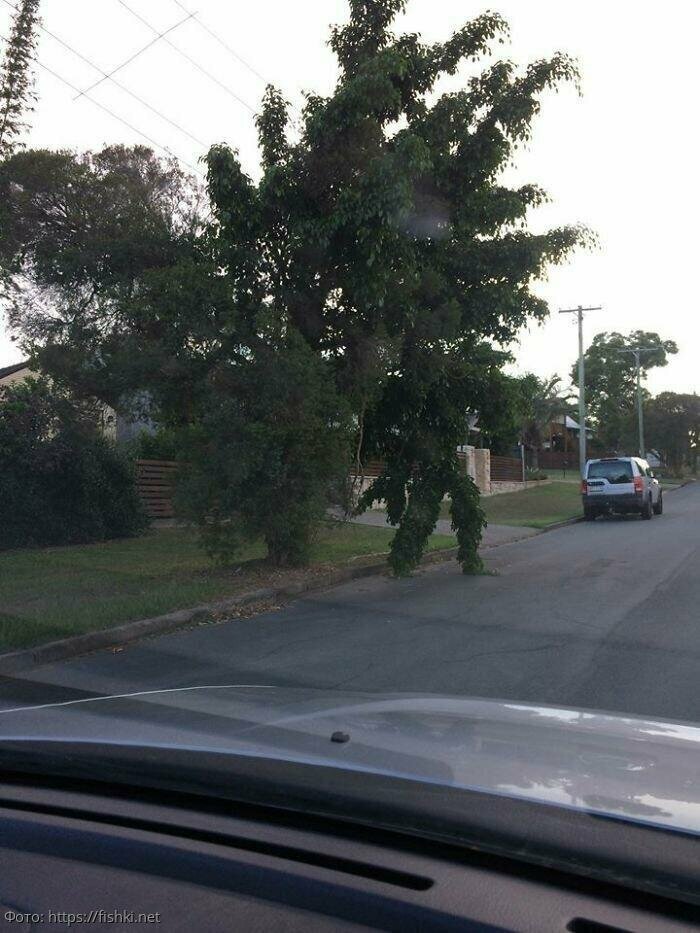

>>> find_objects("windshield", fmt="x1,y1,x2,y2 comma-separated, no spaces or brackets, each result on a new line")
0,0,699,912
587,461,635,482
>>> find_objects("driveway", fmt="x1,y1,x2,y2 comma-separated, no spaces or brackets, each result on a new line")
1,483,698,722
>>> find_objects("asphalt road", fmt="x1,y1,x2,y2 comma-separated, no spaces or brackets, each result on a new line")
1,483,699,722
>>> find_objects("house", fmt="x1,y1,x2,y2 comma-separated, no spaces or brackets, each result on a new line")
544,414,593,455
0,359,153,443
0,360,35,388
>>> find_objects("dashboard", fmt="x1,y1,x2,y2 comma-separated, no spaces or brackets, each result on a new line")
1,774,698,932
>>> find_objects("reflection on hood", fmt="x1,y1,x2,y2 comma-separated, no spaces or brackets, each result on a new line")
1,686,699,835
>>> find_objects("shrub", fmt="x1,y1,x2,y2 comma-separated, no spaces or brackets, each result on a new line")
0,378,147,549
175,334,352,567
129,426,181,462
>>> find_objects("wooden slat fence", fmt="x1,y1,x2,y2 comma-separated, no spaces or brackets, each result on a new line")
350,460,385,478
354,453,475,477
135,459,178,519
536,451,577,471
490,455,522,483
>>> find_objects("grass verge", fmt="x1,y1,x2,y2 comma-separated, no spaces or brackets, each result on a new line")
0,522,454,653
440,481,582,529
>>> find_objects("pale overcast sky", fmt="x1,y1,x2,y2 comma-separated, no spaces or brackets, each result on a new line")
0,0,697,395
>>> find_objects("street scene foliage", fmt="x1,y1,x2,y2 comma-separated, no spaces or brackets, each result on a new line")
3,1,595,571
572,330,679,453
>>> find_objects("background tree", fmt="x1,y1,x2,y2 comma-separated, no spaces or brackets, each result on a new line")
1,144,348,566
572,331,678,451
0,0,40,158
644,392,699,475
0,144,209,412
517,373,573,468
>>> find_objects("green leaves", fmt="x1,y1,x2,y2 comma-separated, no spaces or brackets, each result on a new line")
644,392,699,474
575,331,679,450
0,0,40,158
255,86,291,169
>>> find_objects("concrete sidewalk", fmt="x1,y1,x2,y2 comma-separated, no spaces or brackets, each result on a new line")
345,509,540,549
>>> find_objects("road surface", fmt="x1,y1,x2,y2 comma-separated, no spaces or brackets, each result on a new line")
1,483,698,722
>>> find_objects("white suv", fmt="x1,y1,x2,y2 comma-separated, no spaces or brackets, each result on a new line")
582,457,663,521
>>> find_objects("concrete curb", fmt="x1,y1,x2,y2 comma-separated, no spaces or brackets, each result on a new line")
0,546,459,675
538,516,583,531
668,479,695,490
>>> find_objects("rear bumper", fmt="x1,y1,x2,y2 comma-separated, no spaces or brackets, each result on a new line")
582,493,642,512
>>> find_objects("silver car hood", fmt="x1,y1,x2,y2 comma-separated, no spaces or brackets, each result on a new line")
1,686,699,836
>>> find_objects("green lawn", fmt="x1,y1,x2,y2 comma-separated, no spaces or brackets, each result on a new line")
535,468,581,484
440,480,582,529
0,522,455,653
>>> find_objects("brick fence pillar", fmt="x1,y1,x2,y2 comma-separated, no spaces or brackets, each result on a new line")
463,445,476,481
474,448,491,494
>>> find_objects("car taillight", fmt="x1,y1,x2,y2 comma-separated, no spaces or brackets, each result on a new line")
581,480,587,494
634,476,644,493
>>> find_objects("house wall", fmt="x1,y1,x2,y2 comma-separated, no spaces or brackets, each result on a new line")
0,365,35,389
0,365,153,444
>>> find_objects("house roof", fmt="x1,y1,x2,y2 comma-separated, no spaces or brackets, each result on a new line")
552,413,593,435
564,415,594,435
0,360,30,380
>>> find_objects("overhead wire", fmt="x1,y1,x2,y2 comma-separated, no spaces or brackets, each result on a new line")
0,31,205,178
169,0,268,86
115,0,258,115
74,9,196,100
166,0,304,131
0,0,207,147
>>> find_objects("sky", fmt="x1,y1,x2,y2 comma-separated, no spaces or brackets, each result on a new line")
0,0,697,395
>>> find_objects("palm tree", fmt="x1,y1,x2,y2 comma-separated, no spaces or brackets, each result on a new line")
519,374,574,469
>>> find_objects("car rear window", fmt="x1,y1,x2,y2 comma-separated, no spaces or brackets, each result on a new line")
587,461,634,483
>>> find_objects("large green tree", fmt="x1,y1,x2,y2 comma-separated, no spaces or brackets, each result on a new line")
572,331,678,451
205,1,589,573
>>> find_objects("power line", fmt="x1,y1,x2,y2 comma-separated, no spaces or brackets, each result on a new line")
167,0,302,130
75,9,196,100
116,0,257,115
169,0,268,86
0,32,205,178
0,0,207,147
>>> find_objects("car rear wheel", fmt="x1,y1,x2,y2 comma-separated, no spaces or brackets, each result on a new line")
653,492,663,515
641,496,653,520
583,507,597,521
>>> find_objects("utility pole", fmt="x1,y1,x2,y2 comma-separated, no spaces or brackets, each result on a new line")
615,347,657,458
558,305,602,477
